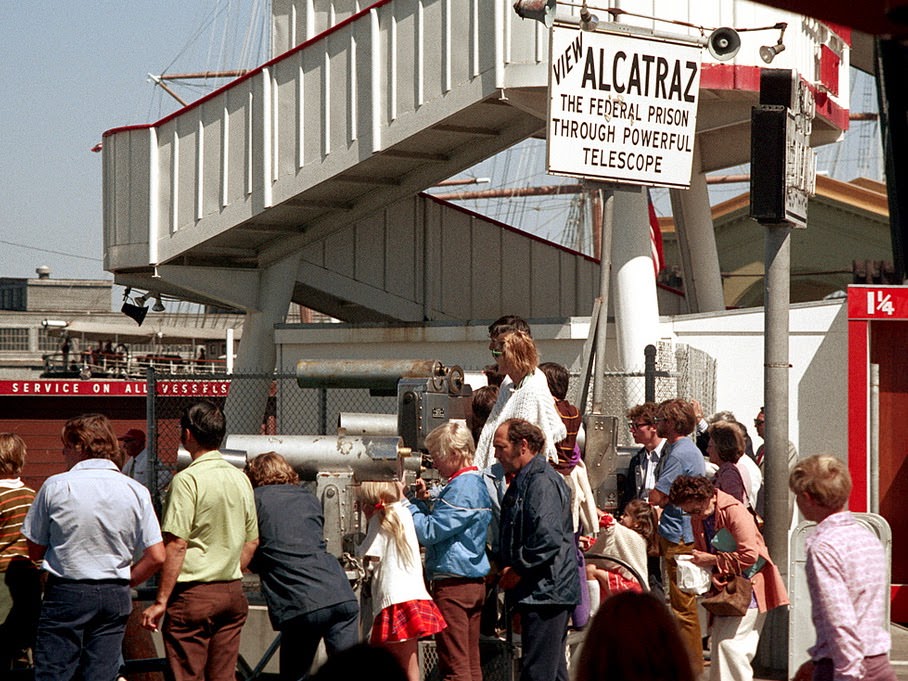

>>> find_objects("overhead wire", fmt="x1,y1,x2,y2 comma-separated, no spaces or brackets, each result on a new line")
0,239,102,263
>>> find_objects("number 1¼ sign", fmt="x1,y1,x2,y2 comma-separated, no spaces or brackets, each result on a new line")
847,286,908,319
867,291,895,316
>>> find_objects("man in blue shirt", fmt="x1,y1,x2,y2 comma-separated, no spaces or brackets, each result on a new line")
648,399,707,675
23,414,164,681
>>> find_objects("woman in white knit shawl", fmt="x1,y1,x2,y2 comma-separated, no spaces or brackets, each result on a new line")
473,330,567,470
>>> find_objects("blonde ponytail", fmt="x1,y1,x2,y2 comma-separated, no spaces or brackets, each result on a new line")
359,481,415,567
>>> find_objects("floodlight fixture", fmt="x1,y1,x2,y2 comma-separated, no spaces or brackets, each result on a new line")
759,23,787,64
579,1,599,31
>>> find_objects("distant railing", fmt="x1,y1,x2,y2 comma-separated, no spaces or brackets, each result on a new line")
41,350,226,379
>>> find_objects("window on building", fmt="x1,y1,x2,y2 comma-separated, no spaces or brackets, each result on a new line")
38,329,64,352
0,288,25,311
0,328,30,351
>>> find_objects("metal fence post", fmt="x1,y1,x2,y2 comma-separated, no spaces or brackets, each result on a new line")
318,388,328,435
644,344,657,403
145,366,161,516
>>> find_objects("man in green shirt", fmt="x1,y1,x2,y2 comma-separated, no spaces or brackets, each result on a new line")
142,401,258,681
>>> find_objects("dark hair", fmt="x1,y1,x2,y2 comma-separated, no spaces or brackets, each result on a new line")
707,421,744,463
626,402,658,424
656,399,696,436
470,385,499,442
538,362,570,400
245,451,300,487
576,592,694,681
62,414,121,464
623,499,659,554
501,418,546,455
488,315,531,339
668,475,714,506
180,401,226,451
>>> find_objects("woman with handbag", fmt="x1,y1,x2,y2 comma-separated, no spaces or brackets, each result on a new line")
669,475,788,681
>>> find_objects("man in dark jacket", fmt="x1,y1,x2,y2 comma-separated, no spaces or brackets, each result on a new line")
494,418,579,681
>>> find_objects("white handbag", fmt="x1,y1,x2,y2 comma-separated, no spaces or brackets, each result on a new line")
676,555,712,595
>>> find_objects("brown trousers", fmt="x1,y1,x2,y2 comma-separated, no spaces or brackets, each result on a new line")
432,578,486,681
659,535,703,674
163,580,248,681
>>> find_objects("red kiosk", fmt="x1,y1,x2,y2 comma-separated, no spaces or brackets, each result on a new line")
847,284,908,621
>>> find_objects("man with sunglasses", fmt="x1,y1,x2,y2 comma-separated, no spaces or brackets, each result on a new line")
621,402,666,513
620,402,666,595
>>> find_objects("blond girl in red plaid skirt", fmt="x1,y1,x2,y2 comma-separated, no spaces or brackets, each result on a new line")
358,481,446,681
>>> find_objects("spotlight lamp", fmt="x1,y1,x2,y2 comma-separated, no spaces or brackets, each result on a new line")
759,43,785,63
152,296,166,313
513,0,557,27
120,286,149,326
121,302,148,326
579,1,599,31
758,22,787,64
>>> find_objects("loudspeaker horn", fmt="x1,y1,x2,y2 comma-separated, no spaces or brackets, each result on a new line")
121,302,149,326
513,0,557,28
707,27,741,61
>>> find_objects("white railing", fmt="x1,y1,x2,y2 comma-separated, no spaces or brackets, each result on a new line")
101,0,846,276
102,0,549,273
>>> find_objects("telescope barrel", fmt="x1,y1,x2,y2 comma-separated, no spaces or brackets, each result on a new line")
295,359,445,390
338,412,398,435
224,434,418,481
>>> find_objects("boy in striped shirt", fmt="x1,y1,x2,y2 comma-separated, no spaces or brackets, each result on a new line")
0,433,41,671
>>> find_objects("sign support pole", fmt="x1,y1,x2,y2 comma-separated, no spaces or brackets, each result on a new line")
592,186,614,412
760,221,792,673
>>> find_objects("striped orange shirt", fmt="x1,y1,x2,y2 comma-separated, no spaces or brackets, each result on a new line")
0,482,36,571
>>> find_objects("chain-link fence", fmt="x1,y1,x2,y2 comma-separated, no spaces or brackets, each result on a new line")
573,341,716,448
146,370,405,508
147,340,715,478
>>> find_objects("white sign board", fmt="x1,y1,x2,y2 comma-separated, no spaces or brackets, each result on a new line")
547,25,702,189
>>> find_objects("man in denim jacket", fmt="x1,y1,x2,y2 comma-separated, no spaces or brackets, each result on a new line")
495,418,579,681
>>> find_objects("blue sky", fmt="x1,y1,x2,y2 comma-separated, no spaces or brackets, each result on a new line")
0,1,266,281
0,3,883,282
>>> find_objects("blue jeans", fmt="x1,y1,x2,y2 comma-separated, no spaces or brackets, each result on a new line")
517,605,572,681
279,600,360,681
34,578,132,681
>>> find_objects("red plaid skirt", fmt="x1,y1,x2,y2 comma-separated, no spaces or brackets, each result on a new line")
370,599,447,643
600,570,644,599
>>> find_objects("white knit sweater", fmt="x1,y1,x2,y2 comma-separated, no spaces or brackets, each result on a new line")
473,369,567,470
588,522,649,588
